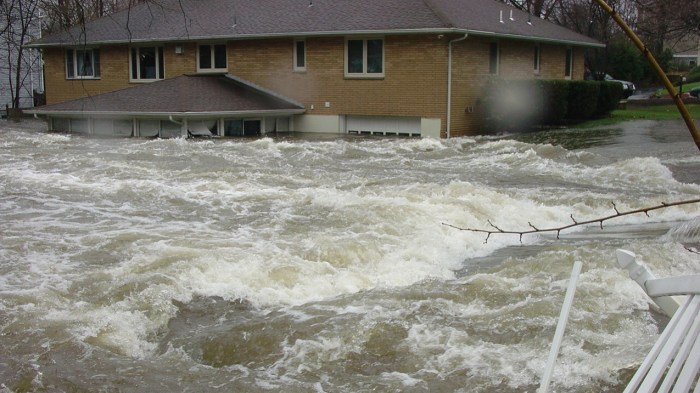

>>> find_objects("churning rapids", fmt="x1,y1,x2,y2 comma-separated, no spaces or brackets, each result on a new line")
1,119,699,392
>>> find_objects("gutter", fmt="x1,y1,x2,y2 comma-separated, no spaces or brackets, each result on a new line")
24,108,307,117
447,33,468,139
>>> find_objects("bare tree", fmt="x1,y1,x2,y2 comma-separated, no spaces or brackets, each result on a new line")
634,0,700,55
1,0,42,116
503,0,562,20
39,0,146,33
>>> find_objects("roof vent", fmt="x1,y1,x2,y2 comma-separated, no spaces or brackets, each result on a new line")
509,9,514,21
499,10,504,23
308,0,313,7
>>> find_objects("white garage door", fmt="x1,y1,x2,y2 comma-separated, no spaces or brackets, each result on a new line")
346,116,421,137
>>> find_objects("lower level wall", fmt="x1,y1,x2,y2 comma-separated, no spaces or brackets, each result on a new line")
293,114,441,138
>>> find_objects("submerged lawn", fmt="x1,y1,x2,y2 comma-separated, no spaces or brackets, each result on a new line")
576,103,700,128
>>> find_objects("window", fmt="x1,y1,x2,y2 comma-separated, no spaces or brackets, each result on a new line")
198,44,227,72
345,38,384,77
489,42,499,75
66,48,100,79
565,48,573,79
533,44,541,74
294,39,306,71
130,47,164,81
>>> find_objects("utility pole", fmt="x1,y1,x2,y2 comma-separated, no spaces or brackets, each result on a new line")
592,0,700,152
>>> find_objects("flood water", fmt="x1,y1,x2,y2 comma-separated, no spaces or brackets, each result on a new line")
1,119,699,392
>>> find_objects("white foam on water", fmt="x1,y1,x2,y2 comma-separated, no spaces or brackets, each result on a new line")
1,129,699,376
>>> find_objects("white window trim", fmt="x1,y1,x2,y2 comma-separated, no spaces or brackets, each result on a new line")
533,44,541,75
66,48,100,80
565,47,573,80
129,46,164,82
294,39,306,72
344,37,385,79
196,43,228,73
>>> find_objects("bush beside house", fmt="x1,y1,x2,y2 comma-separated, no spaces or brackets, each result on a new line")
685,66,700,84
479,79,623,133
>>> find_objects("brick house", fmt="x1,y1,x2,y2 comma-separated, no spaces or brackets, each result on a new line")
27,0,601,138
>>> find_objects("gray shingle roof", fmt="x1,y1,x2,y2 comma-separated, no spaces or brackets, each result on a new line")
32,0,601,47
28,74,305,115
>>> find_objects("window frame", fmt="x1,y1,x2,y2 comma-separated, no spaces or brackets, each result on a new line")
488,42,500,75
130,46,165,82
197,43,228,73
533,44,541,75
294,39,306,72
65,48,100,80
564,47,573,79
344,37,385,78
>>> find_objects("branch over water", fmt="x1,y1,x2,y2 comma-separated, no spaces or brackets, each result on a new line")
443,198,700,244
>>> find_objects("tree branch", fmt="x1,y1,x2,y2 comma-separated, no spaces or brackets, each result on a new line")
443,198,700,244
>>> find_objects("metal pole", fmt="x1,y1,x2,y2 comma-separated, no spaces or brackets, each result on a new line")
591,0,700,152
539,260,583,393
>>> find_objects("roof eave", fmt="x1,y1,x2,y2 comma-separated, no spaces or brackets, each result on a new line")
28,27,603,49
26,28,462,48
462,29,604,48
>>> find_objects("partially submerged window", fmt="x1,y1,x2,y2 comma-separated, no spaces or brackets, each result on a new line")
93,119,133,137
565,48,573,79
224,119,261,137
131,47,164,81
489,42,499,75
198,44,227,72
66,48,100,79
70,119,89,133
224,119,244,136
294,39,306,71
138,120,160,137
533,44,541,74
345,38,384,77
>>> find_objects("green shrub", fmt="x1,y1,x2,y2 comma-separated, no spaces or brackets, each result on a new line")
478,79,618,132
595,81,623,117
538,80,569,125
478,79,544,133
567,81,600,120
687,66,700,84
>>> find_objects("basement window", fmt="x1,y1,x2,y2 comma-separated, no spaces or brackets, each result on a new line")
345,38,384,78
66,48,100,79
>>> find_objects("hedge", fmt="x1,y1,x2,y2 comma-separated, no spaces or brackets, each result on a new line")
596,81,624,117
478,79,622,133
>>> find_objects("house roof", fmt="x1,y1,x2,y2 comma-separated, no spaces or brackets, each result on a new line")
31,0,602,48
26,74,305,117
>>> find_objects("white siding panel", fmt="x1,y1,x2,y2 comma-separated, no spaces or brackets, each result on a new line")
346,116,421,136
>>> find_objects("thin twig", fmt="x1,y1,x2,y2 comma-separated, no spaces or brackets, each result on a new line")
443,198,700,244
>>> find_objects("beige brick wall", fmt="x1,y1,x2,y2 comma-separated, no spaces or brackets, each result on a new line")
164,42,198,75
44,46,131,105
229,35,448,126
448,37,586,137
44,34,587,137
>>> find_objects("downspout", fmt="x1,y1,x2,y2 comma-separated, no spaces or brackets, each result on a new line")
447,34,468,138
167,115,188,138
